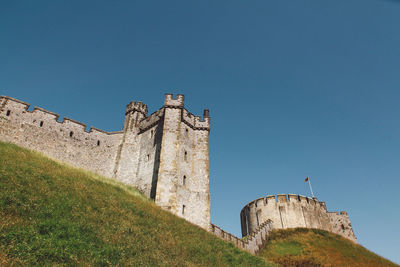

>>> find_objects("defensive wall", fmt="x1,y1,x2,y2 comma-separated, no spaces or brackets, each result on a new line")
210,220,273,255
0,94,211,230
0,93,357,255
240,194,357,243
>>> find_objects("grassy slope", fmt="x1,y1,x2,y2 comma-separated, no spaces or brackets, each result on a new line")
0,142,271,266
259,228,398,267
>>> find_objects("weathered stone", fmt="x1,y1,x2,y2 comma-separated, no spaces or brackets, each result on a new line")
0,94,211,230
240,194,357,243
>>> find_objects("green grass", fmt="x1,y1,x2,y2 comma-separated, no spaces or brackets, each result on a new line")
0,142,272,266
2,141,397,267
259,228,399,267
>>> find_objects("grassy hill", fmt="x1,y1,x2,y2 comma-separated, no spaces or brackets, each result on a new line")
258,228,398,267
0,141,397,266
0,142,271,266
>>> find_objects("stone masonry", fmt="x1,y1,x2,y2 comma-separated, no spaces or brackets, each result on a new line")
240,194,357,243
0,94,210,230
0,93,357,255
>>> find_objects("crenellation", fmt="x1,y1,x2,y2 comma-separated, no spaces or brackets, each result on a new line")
139,108,164,131
164,93,184,107
266,195,276,204
194,115,210,130
277,194,288,203
0,92,357,255
241,194,357,243
288,194,299,202
126,100,148,115
255,197,265,207
32,107,60,120
0,93,210,230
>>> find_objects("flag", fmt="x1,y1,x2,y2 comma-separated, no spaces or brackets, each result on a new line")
305,177,309,182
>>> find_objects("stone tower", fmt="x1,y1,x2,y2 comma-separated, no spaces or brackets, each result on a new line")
240,194,357,242
0,93,211,230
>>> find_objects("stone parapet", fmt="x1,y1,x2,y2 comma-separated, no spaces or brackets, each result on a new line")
210,220,273,255
240,193,357,243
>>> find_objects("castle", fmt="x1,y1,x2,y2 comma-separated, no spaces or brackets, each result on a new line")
0,94,356,254
241,194,357,243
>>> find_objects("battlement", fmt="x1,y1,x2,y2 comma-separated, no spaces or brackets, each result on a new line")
0,95,122,137
242,194,325,211
139,108,165,131
164,93,184,108
182,109,210,131
126,101,148,115
241,193,356,243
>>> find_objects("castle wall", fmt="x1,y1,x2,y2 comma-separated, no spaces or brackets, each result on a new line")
155,94,211,229
1,94,212,231
240,194,356,242
134,121,163,198
328,211,357,243
0,96,122,178
210,220,273,255
155,102,182,213
175,117,210,229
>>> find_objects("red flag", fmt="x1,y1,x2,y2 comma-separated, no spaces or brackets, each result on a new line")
305,177,309,182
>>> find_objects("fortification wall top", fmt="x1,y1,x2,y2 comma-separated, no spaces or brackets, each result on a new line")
182,109,210,131
139,108,164,131
1,95,121,136
126,101,148,115
164,93,184,107
241,194,327,213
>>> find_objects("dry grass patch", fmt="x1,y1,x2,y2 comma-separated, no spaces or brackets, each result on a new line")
0,142,270,267
259,228,398,267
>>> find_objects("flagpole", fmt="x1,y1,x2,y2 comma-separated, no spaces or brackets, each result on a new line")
308,177,315,198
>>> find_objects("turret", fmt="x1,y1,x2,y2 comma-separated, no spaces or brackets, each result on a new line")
124,101,148,133
164,94,184,108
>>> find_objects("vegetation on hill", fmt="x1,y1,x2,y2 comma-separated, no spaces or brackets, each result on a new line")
0,142,271,266
258,228,398,267
1,141,397,267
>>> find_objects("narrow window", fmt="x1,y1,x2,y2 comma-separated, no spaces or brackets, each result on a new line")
341,224,345,230
69,131,73,137
185,128,189,137
147,154,150,161
184,151,188,162
150,129,154,138
40,121,44,127
97,140,100,146
183,175,187,185
6,110,11,116
256,211,260,226
182,205,185,215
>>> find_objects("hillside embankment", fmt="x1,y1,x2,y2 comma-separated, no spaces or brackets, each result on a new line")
0,142,271,266
258,228,398,267
0,141,397,266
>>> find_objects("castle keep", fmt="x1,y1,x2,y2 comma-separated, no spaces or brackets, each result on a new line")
240,194,357,243
0,93,356,254
0,94,210,230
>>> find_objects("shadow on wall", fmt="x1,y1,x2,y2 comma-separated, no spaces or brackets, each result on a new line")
150,122,163,199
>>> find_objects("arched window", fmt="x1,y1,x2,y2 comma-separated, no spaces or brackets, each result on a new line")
40,121,44,127
183,175,187,185
69,131,74,137
184,151,188,162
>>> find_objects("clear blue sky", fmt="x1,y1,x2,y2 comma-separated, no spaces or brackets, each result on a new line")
1,0,399,263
